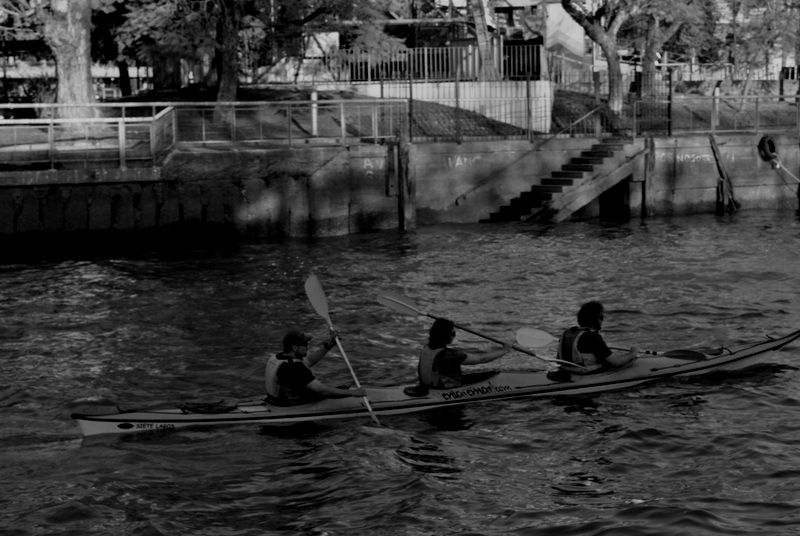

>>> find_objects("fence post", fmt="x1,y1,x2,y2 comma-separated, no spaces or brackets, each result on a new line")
712,86,719,132
455,60,461,144
288,104,293,145
373,101,378,144
48,115,54,169
526,71,531,142
408,60,414,143
151,114,157,166
593,71,601,138
668,67,673,137
311,90,318,137
339,102,346,145
118,118,127,169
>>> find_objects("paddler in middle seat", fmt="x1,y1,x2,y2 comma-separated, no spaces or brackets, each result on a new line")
265,329,366,406
557,301,639,375
418,318,511,388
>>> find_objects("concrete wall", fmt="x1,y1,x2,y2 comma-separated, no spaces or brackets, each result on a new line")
0,144,404,239
1,134,798,242
412,134,800,224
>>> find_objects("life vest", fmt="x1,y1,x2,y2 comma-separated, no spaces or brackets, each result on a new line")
264,353,283,398
418,345,464,388
557,327,605,373
265,353,309,404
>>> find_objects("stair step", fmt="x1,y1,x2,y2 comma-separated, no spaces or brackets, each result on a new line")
592,143,624,152
481,138,633,224
571,156,605,165
563,163,594,172
542,177,575,187
553,170,586,179
530,185,563,194
581,150,613,158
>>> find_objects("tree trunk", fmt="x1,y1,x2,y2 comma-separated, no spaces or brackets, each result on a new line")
41,0,95,121
152,55,182,91
469,0,500,81
595,34,624,114
215,0,242,124
117,60,132,97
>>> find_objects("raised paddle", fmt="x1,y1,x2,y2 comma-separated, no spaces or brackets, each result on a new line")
516,326,708,361
377,291,579,369
305,275,381,426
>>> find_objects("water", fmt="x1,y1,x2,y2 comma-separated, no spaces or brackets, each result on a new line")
3,211,800,536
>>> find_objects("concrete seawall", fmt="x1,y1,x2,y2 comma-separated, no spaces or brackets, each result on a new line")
0,134,798,242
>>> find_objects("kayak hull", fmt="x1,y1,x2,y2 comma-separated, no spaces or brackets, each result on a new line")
71,329,800,437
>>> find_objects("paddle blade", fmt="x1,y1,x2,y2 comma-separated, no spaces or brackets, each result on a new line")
516,328,556,348
304,274,330,322
377,292,426,318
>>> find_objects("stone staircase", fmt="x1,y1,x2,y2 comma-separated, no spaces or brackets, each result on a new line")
480,138,634,223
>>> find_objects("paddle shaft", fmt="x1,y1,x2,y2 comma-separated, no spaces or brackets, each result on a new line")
305,276,381,426
610,346,660,356
378,292,578,368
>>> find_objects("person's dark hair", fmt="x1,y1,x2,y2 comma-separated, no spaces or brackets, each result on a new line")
577,301,604,329
428,318,455,349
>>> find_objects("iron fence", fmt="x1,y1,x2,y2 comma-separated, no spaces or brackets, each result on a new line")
0,100,408,171
633,94,800,138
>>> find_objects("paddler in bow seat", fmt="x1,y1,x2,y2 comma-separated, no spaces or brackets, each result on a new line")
418,318,510,389
556,301,639,377
265,330,366,406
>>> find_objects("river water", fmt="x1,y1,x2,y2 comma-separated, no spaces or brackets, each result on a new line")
3,210,800,536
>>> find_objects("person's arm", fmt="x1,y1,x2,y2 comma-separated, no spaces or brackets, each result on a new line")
305,380,366,398
583,332,637,368
605,346,639,367
461,343,512,365
304,329,338,367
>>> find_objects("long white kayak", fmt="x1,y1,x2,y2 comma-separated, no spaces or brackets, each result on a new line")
72,329,800,437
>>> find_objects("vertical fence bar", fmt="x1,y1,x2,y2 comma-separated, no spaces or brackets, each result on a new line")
667,68,673,137
339,102,346,145
526,72,531,142
287,104,293,145
372,102,378,144
755,96,759,133
48,114,54,169
151,115,158,165
118,118,127,169
408,59,414,143
230,104,236,142
455,60,461,144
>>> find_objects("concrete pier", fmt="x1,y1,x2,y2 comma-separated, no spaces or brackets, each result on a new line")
0,133,798,241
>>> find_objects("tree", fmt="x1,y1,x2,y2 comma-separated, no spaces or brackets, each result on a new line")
0,0,121,119
621,1,701,97
561,0,643,113
468,0,499,80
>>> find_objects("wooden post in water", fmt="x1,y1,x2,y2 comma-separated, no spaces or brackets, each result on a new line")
709,134,739,214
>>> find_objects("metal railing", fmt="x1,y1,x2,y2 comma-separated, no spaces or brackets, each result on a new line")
633,94,800,139
0,103,175,170
0,99,408,171
312,44,543,83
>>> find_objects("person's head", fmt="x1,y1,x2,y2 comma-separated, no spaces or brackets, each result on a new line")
428,318,456,349
282,330,312,355
577,301,604,330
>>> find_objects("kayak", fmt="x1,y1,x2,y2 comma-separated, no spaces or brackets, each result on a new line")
71,328,800,437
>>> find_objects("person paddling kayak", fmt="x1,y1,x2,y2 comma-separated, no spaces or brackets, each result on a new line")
557,301,639,374
418,318,511,388
265,329,366,406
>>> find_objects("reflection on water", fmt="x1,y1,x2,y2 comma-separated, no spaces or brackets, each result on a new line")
2,211,800,535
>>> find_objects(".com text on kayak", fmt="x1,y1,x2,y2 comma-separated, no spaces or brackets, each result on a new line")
440,385,512,400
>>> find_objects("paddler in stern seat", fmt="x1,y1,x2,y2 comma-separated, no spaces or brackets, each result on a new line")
556,301,639,377
418,318,511,389
265,329,366,406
